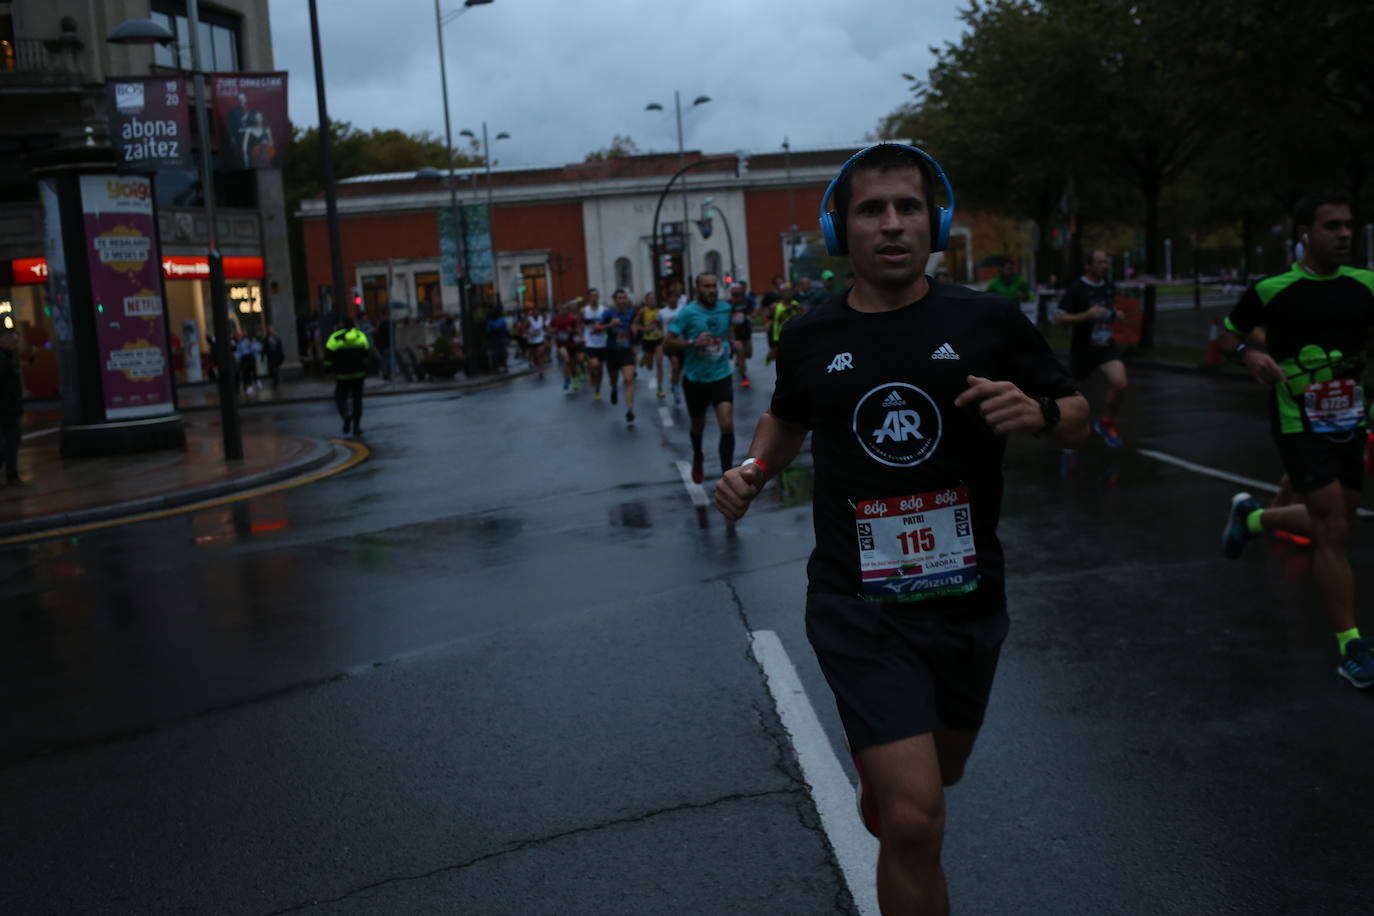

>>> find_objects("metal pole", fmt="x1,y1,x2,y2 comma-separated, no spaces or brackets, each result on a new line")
308,0,347,329
434,0,474,376
485,120,501,312
676,90,690,282
186,0,242,459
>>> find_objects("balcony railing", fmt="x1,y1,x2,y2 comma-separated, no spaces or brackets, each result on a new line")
0,37,84,79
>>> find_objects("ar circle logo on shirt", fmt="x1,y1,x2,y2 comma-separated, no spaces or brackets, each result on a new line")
852,382,942,467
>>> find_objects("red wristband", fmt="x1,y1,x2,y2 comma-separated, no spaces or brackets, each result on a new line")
742,457,771,477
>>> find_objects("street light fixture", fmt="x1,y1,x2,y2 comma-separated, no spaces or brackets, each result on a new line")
107,7,243,461
646,91,712,289
433,0,497,376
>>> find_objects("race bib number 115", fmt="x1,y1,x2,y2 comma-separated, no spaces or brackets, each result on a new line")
855,486,978,601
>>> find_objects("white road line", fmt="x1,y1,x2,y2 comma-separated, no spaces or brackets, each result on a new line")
658,406,674,428
21,426,59,441
675,460,709,507
1138,447,1374,519
749,629,878,916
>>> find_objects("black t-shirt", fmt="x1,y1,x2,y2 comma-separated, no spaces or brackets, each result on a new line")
770,283,1077,611
1057,277,1117,355
1225,264,1374,435
1225,264,1374,363
729,298,753,327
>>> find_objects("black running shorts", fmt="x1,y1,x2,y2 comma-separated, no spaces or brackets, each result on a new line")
585,347,606,363
604,348,633,372
1070,345,1121,381
805,591,1009,751
1275,430,1365,494
682,376,733,417
732,323,753,342
640,338,662,353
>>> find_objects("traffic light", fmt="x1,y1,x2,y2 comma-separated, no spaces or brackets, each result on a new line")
735,150,749,177
660,254,673,278
724,274,732,285
352,286,362,308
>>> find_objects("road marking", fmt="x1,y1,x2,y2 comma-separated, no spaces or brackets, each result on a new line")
0,440,370,546
658,406,674,428
1138,447,1374,519
674,459,709,507
21,426,59,441
749,629,877,915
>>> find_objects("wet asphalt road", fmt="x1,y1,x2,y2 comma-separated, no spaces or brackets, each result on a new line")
2,353,1372,916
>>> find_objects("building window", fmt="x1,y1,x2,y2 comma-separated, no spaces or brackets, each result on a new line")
521,264,547,311
704,250,722,279
415,271,441,318
152,2,240,71
361,274,387,318
613,257,632,294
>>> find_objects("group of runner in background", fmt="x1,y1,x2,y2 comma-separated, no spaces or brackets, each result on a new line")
509,273,840,424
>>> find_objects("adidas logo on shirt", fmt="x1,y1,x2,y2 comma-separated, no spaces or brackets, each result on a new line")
881,390,907,407
931,343,960,360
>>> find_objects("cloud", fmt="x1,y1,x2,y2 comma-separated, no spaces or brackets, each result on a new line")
270,0,963,166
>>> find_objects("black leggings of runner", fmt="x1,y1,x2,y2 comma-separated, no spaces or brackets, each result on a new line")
719,430,735,474
335,377,364,426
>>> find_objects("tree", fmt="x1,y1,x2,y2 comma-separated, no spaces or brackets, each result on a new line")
584,134,640,162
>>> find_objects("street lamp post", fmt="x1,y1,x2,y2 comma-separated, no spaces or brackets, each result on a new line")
107,5,242,461
433,0,495,377
459,123,509,308
646,92,710,287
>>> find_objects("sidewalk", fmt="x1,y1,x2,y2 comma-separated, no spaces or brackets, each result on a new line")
0,425,346,540
173,366,532,411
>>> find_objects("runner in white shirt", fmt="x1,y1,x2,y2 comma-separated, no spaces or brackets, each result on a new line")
581,289,608,401
523,309,548,380
657,295,684,406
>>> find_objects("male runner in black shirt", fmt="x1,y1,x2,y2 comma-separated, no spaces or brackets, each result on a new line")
715,144,1088,915
1056,249,1126,447
1219,190,1374,688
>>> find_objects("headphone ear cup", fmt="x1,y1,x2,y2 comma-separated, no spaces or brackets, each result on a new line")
930,206,952,253
821,211,846,256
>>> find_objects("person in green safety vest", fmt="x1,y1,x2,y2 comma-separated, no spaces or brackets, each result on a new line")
324,315,371,436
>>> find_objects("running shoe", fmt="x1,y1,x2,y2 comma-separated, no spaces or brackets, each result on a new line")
626,410,635,425
741,377,751,388
1223,492,1264,559
1093,417,1123,448
658,389,666,399
691,453,704,484
563,378,571,391
611,387,618,405
594,392,602,402
672,386,682,407
1337,638,1374,688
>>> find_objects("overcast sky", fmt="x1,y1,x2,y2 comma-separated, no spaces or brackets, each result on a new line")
268,0,966,169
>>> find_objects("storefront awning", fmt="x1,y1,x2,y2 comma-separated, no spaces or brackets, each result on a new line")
6,256,265,284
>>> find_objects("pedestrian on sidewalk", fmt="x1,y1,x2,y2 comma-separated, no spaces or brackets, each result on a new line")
325,315,371,435
486,308,510,372
0,328,25,485
236,330,260,395
264,325,285,389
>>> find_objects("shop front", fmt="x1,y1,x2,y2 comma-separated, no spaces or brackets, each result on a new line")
1,253,264,396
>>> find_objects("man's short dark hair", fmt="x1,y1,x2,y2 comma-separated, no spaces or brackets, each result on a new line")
1294,190,1352,229
832,145,937,238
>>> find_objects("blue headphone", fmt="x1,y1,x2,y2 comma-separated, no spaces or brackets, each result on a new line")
819,143,955,256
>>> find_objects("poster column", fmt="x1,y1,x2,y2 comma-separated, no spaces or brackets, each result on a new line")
79,174,176,419
31,147,185,458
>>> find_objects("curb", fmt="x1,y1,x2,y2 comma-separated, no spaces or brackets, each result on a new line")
175,368,535,413
0,436,341,539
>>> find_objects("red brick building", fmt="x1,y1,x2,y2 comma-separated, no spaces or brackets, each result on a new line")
298,142,995,319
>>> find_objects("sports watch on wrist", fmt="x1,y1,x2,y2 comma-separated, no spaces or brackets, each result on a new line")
1034,395,1060,436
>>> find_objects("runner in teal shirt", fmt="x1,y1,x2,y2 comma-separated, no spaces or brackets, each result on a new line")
665,273,735,482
